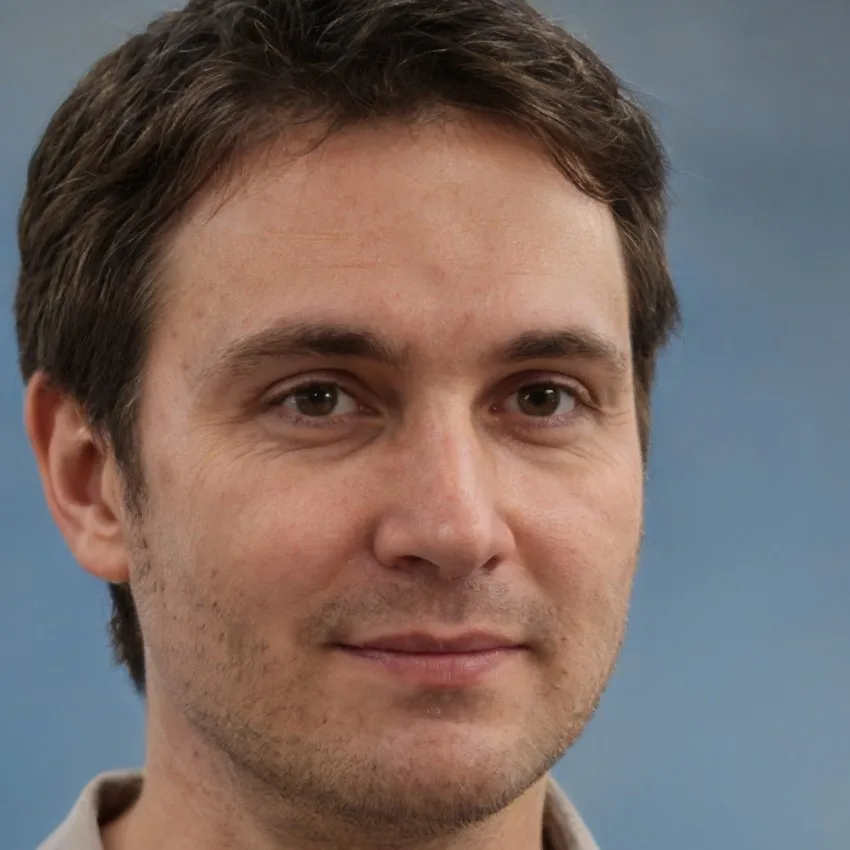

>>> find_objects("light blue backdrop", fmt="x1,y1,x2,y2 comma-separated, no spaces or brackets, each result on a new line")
1,1,848,848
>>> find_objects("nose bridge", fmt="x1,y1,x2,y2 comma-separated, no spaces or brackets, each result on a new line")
373,400,512,578
417,413,488,531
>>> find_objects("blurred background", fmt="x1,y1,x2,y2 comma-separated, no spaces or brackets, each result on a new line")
1,1,848,847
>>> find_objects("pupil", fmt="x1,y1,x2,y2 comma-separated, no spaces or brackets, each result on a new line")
296,384,337,416
519,385,559,416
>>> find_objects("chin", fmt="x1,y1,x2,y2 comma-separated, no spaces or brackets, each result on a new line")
321,748,546,835
343,716,550,793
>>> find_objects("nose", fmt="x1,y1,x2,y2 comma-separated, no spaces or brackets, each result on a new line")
371,412,516,581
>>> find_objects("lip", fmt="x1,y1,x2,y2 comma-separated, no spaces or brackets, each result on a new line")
340,631,524,653
332,631,527,688
335,645,523,688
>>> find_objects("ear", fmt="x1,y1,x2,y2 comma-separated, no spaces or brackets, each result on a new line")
24,373,132,584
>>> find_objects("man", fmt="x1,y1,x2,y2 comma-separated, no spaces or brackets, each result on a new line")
16,0,679,848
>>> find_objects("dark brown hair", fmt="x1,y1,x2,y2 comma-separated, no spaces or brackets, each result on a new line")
15,0,680,694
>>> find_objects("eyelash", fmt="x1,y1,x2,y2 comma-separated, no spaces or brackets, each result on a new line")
263,374,593,430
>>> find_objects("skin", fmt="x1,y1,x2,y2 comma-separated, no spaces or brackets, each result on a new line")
26,116,643,850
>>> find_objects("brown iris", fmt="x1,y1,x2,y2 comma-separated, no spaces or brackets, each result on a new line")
515,384,568,417
293,383,340,417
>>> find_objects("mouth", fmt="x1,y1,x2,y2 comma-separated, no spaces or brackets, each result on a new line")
332,631,528,688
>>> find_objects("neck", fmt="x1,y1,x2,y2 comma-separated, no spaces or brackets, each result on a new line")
103,694,551,850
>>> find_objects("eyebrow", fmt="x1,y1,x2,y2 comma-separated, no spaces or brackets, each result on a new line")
198,319,628,387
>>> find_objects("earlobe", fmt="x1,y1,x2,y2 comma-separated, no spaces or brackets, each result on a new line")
24,373,132,584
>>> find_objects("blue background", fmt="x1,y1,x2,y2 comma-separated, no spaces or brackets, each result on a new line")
2,1,848,847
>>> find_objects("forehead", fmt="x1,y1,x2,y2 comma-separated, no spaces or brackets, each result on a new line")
154,117,629,380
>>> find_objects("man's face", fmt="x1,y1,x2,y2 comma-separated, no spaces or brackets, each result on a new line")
130,117,642,832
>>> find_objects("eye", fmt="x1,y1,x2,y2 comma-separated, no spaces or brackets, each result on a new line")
269,380,362,423
503,381,581,424
265,377,586,430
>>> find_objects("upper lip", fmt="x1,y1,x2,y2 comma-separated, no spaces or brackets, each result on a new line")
340,631,523,653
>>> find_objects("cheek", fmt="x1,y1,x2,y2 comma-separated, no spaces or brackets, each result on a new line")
521,458,643,616
163,452,370,623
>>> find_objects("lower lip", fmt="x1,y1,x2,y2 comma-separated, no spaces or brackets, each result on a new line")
335,646,523,687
